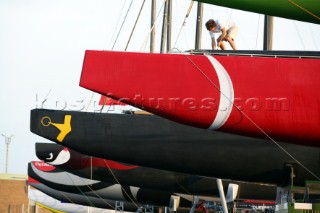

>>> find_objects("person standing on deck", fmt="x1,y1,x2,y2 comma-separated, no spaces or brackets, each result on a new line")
205,19,239,50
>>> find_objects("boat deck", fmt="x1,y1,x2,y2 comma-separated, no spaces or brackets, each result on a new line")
187,49,320,58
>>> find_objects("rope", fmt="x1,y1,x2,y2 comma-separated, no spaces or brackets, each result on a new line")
84,184,115,209
64,171,115,209
107,0,128,50
112,0,134,50
287,0,320,21
173,1,194,48
172,48,320,181
70,183,96,207
125,0,147,51
59,191,77,204
103,160,140,208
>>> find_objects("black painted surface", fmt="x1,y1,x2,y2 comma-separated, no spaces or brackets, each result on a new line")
28,162,189,207
30,109,320,187
36,142,277,200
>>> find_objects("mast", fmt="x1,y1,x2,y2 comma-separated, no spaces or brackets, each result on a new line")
160,0,168,53
166,0,173,52
263,15,274,50
195,2,203,50
150,0,156,53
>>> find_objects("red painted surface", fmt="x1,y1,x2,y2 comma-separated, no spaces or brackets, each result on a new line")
28,176,40,184
99,95,127,106
79,158,138,170
80,50,320,146
32,161,55,172
242,200,275,205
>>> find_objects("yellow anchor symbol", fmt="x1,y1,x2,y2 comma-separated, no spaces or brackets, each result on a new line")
41,115,72,142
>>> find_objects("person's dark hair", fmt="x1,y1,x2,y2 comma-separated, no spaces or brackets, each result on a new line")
205,19,216,30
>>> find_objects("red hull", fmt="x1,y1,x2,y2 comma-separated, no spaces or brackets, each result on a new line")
80,50,320,146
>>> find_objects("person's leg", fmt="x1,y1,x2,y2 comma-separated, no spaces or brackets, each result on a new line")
226,26,239,50
226,36,237,50
217,35,226,50
219,41,226,50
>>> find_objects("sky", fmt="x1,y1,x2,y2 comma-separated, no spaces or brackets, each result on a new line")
0,0,320,175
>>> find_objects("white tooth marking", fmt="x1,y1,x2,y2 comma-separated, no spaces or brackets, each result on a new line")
46,153,53,160
49,149,70,165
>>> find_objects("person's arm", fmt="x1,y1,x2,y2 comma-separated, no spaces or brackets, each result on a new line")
220,28,227,41
216,28,227,48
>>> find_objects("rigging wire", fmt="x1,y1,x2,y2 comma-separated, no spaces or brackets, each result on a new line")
84,184,116,209
287,0,320,21
140,0,166,52
103,159,140,208
125,0,147,51
59,191,77,204
217,9,233,50
107,0,128,50
177,0,193,50
309,25,319,50
171,47,320,181
64,171,115,209
112,0,134,50
68,183,96,208
254,15,261,50
173,1,194,48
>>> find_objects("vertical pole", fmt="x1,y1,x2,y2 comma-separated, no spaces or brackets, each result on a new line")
5,143,9,174
195,2,203,50
263,15,274,50
190,196,199,213
217,179,228,213
160,0,168,53
166,0,172,52
27,186,31,213
150,0,156,53
2,134,13,174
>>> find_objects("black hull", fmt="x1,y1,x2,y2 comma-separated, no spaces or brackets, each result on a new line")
28,162,192,208
30,109,320,186
28,180,139,211
36,142,277,201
